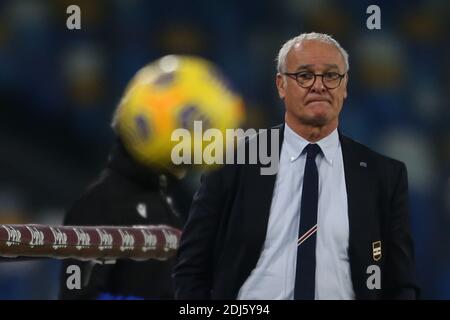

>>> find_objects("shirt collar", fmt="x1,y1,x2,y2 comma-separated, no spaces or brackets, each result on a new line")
283,123,340,166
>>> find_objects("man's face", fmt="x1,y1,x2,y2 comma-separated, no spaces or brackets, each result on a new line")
276,40,348,128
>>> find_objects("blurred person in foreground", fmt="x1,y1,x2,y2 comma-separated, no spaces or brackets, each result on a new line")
173,33,419,300
58,55,244,299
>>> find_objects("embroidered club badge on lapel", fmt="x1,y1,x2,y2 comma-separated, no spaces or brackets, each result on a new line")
372,241,382,261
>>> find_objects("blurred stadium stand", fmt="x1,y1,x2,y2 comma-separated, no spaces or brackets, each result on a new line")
0,0,448,299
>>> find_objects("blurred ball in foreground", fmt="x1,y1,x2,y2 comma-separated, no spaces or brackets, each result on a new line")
113,55,245,172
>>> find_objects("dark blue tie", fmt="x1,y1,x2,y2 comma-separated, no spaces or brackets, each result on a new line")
294,143,321,300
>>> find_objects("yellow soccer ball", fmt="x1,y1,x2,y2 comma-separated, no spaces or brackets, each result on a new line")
114,55,245,172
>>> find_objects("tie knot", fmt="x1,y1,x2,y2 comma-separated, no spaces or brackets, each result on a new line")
304,143,321,159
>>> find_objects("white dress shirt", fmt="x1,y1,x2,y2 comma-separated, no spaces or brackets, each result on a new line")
237,124,355,300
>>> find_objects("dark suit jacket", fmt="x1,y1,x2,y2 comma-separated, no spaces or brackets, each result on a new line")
173,124,419,300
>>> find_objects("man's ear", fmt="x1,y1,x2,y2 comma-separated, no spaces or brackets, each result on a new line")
276,73,285,99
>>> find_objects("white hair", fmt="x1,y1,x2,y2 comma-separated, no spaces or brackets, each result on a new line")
276,32,349,73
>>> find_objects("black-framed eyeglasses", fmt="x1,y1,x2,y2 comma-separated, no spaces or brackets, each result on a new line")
282,71,346,89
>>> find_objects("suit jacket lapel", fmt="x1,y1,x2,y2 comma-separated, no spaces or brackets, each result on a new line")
340,132,379,299
245,123,284,233
233,124,284,295
243,124,284,243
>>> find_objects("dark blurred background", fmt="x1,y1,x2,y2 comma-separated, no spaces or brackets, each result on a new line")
0,0,449,299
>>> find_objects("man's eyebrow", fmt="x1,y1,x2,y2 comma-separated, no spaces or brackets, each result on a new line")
295,64,314,71
324,64,340,70
295,64,341,71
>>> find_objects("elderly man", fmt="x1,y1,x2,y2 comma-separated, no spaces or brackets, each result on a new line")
173,32,419,300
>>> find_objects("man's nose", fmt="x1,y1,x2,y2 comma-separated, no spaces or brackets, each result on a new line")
310,75,326,93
